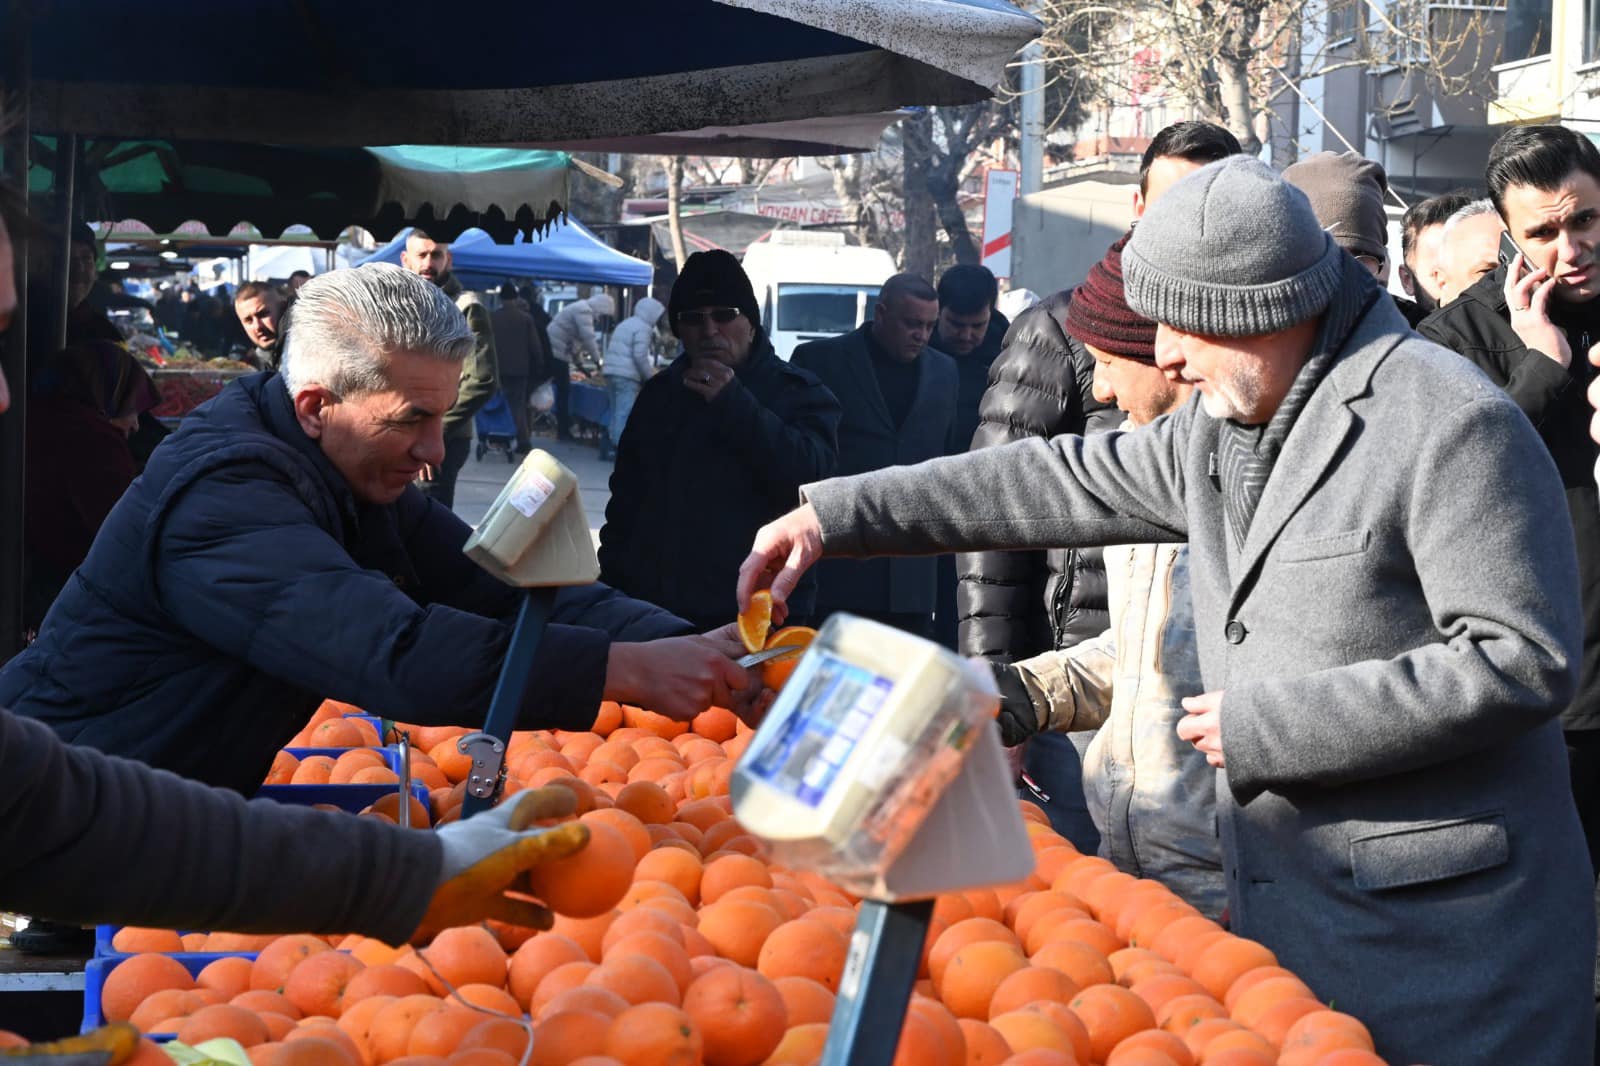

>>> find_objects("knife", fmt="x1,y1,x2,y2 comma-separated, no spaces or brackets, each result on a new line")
737,645,806,669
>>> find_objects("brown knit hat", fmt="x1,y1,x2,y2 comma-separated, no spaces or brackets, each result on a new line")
1065,233,1158,362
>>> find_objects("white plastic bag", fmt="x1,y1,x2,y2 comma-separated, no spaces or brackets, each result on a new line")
530,381,555,414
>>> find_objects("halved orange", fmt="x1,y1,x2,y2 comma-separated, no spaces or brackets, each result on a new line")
737,590,774,654
761,626,817,689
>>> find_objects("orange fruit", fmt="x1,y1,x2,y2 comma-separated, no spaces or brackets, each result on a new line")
1156,993,1228,1035
615,781,676,825
940,940,1029,1020
449,983,521,1016
773,975,835,1027
366,995,446,1063
1128,973,1208,1018
129,988,206,1031
1229,976,1318,1029
1028,940,1115,991
416,925,508,993
457,1017,532,1060
929,919,1022,989
197,956,256,1001
759,627,816,689
176,1004,271,1048
682,965,786,1066
258,1037,360,1066
756,919,850,992
526,821,636,918
582,809,653,864
1068,984,1158,1062
1199,1028,1276,1057
1250,997,1327,1047
603,908,687,952
111,927,185,954
450,1051,516,1066
987,966,1080,1019
102,953,197,1023
586,954,682,1007
528,1010,611,1066
697,899,784,969
1148,917,1225,966
1303,1053,1385,1066
285,950,366,1018
407,1008,490,1058
508,934,589,1009
691,707,740,744
1106,1029,1193,1065
536,985,631,1022
603,931,694,995
1223,967,1311,1013
957,1018,1012,1065
633,848,705,906
737,591,773,653
1188,937,1277,1001
253,936,334,993
988,1009,1074,1055
231,990,302,1019
604,1002,703,1065
593,702,624,735
549,912,617,963
762,1022,829,1065
700,853,773,905
345,964,431,1007
310,719,367,748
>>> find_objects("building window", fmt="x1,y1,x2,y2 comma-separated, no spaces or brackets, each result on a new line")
1504,0,1552,60
1586,0,1600,62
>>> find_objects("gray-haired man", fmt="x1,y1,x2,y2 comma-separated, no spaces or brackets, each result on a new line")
739,157,1593,1063
0,264,754,798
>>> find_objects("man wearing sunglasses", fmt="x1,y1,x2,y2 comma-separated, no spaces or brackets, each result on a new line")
597,250,841,631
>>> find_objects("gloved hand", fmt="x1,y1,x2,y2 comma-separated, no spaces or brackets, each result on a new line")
0,1023,139,1066
411,787,590,944
992,661,1041,748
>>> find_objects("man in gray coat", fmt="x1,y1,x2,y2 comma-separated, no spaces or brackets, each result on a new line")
739,157,1594,1064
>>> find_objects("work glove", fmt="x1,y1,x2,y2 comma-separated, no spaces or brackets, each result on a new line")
0,1023,140,1066
992,661,1041,748
410,787,589,944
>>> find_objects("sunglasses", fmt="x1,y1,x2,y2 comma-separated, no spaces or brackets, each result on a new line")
675,307,743,328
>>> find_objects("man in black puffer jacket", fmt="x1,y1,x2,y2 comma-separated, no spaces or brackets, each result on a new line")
960,120,1242,844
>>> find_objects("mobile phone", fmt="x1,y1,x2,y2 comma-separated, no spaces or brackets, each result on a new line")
1499,230,1523,270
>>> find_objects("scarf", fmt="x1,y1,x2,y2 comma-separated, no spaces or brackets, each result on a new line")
1217,255,1379,550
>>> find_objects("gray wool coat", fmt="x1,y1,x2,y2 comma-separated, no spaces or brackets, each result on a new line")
802,297,1595,1065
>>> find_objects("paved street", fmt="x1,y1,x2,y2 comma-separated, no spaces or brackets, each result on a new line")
451,434,614,538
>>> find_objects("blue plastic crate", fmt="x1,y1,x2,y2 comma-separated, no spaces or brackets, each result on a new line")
93,927,211,958
82,951,257,1036
255,780,430,813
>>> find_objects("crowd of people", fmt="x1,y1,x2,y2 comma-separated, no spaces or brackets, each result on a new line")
3,114,1600,1061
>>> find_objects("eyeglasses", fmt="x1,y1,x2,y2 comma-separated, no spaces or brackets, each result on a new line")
1354,253,1386,273
675,307,743,328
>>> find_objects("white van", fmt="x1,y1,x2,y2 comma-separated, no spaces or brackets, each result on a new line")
741,231,896,361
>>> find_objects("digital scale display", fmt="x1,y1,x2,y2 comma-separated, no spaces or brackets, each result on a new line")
746,650,896,808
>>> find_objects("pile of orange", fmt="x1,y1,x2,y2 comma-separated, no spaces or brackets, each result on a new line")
99,697,1388,1066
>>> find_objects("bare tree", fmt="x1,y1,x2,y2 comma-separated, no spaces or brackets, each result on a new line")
665,155,688,266
901,111,939,280
1027,0,1503,155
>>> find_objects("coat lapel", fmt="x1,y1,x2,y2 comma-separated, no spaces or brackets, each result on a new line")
1225,308,1395,611
848,327,896,431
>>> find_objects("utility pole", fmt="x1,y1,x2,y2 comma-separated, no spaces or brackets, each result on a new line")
1019,1,1045,194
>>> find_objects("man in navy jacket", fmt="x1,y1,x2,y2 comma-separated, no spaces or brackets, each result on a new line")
0,264,751,797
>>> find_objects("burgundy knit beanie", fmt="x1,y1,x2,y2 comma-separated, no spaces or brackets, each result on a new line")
1065,232,1158,362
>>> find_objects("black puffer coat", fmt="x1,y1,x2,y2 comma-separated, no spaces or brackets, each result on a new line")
957,291,1120,660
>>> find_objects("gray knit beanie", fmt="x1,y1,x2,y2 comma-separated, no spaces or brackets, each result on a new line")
1123,156,1345,337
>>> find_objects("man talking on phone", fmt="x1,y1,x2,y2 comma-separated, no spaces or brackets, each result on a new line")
1421,124,1600,882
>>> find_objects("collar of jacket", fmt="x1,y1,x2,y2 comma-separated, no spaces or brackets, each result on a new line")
257,373,364,536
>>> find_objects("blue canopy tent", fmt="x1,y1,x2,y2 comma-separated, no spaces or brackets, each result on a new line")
363,221,653,289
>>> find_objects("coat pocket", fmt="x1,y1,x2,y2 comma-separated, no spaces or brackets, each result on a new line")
1349,812,1509,891
1276,528,1371,563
